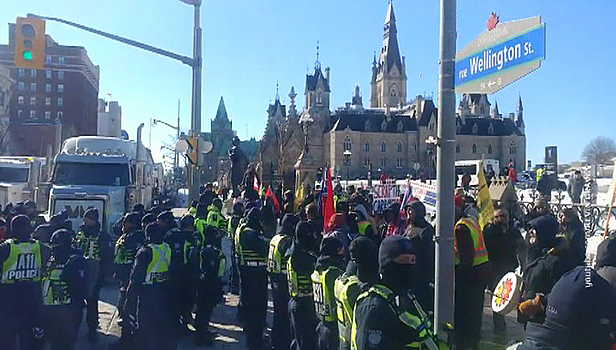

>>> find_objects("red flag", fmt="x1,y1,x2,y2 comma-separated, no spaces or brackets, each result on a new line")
265,185,280,214
323,167,335,231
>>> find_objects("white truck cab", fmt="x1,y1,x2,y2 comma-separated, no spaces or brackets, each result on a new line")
0,157,47,208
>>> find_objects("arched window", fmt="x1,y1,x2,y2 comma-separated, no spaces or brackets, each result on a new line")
488,123,494,135
381,141,387,152
396,141,402,153
472,144,477,154
381,120,387,131
364,141,370,152
390,88,396,97
472,123,478,134
397,121,403,132
488,144,493,154
510,141,517,155
429,122,435,132
381,157,387,167
456,144,460,153
343,137,352,151
364,157,370,166
317,91,323,104
365,120,371,131
396,158,403,168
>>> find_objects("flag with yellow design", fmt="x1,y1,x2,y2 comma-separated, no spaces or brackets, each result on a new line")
294,183,304,213
476,161,495,230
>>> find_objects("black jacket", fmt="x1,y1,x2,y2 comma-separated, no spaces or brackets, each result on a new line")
483,222,524,281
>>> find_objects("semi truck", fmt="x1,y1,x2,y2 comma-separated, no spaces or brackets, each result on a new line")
0,157,47,209
48,132,161,233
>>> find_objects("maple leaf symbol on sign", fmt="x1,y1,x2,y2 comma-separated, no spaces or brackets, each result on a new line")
487,12,500,31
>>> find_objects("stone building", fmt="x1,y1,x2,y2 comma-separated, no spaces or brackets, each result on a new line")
258,2,526,189
0,63,13,154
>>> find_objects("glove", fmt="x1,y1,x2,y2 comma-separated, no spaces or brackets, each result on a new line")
518,294,544,316
32,327,44,339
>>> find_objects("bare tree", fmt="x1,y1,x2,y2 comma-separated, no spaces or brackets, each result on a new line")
582,136,616,165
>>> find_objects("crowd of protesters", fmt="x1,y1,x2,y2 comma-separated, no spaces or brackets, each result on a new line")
1,163,616,350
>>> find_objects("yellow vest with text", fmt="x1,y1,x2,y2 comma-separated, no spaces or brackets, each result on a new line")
73,231,100,261
1,239,42,284
41,258,71,305
311,266,343,323
267,234,290,275
144,243,171,285
334,274,360,346
454,217,489,266
286,255,312,298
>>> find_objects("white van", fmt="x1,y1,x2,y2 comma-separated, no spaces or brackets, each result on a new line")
455,159,500,187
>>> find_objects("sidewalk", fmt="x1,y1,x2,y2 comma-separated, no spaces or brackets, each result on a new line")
75,286,524,349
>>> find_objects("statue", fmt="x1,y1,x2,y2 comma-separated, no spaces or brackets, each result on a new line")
229,136,249,197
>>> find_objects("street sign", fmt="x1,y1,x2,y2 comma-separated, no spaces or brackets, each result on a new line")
455,16,546,94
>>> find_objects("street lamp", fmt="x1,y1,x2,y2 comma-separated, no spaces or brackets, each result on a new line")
343,149,352,188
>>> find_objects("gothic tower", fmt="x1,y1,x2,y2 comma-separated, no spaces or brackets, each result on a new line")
302,50,330,165
370,2,407,108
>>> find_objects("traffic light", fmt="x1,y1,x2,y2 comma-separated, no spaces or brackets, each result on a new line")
186,137,198,165
14,17,46,69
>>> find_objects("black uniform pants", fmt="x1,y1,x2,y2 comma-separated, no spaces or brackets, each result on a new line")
454,279,485,350
41,305,82,350
0,315,35,350
86,279,101,333
317,320,339,350
137,291,177,350
240,266,268,350
270,274,291,350
195,279,222,338
288,296,317,350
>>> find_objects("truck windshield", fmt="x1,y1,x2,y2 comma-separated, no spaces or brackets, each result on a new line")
0,167,29,182
53,162,130,186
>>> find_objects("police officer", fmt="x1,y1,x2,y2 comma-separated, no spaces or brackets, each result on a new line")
267,213,298,350
123,222,176,350
228,202,244,295
312,237,346,350
0,215,49,350
72,208,112,342
41,229,87,350
352,236,442,350
334,237,379,350
194,203,209,247
287,221,319,350
159,210,194,334
113,212,145,348
194,223,224,346
237,208,269,350
205,198,229,285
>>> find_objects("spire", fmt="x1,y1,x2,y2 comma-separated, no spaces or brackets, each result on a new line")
517,94,523,111
352,84,363,108
288,86,298,118
214,96,228,121
491,100,500,118
380,1,403,74
315,40,321,70
275,81,280,101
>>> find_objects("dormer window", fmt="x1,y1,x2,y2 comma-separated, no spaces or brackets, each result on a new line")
381,141,387,152
365,120,371,131
396,141,402,153
364,141,370,152
429,122,435,132
488,144,493,154
488,123,494,135
397,121,403,132
317,91,323,104
472,123,478,134
381,120,387,131
472,144,477,154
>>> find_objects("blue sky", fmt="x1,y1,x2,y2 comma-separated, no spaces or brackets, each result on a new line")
2,0,615,166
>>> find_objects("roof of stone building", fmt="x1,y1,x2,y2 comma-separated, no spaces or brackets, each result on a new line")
381,2,404,75
456,116,524,136
416,99,437,127
327,109,417,133
214,96,228,122
305,67,330,93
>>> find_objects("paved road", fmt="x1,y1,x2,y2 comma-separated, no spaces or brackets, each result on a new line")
72,285,524,350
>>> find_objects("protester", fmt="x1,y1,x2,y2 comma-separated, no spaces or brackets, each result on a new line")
378,202,405,239
526,199,559,263
403,200,435,312
567,170,585,204
325,213,351,250
595,234,616,290
483,208,525,334
557,208,586,266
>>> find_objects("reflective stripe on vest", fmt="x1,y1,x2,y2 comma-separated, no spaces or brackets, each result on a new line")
454,217,489,266
286,256,312,298
267,234,289,274
145,243,171,285
1,240,42,284
311,266,342,323
351,284,433,350
42,258,71,305
358,221,371,236
334,274,360,345
73,231,100,261
237,227,265,266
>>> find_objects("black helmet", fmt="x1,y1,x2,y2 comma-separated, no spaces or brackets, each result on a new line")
50,229,72,248
212,198,223,210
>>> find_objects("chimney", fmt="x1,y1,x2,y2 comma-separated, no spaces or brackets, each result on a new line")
325,67,330,83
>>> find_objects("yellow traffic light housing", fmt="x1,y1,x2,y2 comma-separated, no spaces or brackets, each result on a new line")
186,137,198,165
14,17,46,69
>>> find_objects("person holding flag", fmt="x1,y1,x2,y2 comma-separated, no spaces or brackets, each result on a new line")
322,167,335,232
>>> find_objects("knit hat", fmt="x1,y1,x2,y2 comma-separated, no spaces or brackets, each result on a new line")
327,213,346,232
595,235,616,269
319,236,343,257
349,236,378,264
157,211,175,225
378,235,415,271
123,212,141,227
545,266,616,347
295,221,315,245
279,213,299,236
84,208,99,221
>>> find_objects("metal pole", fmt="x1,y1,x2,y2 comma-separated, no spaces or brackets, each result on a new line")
175,99,180,193
434,0,456,341
189,4,202,202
